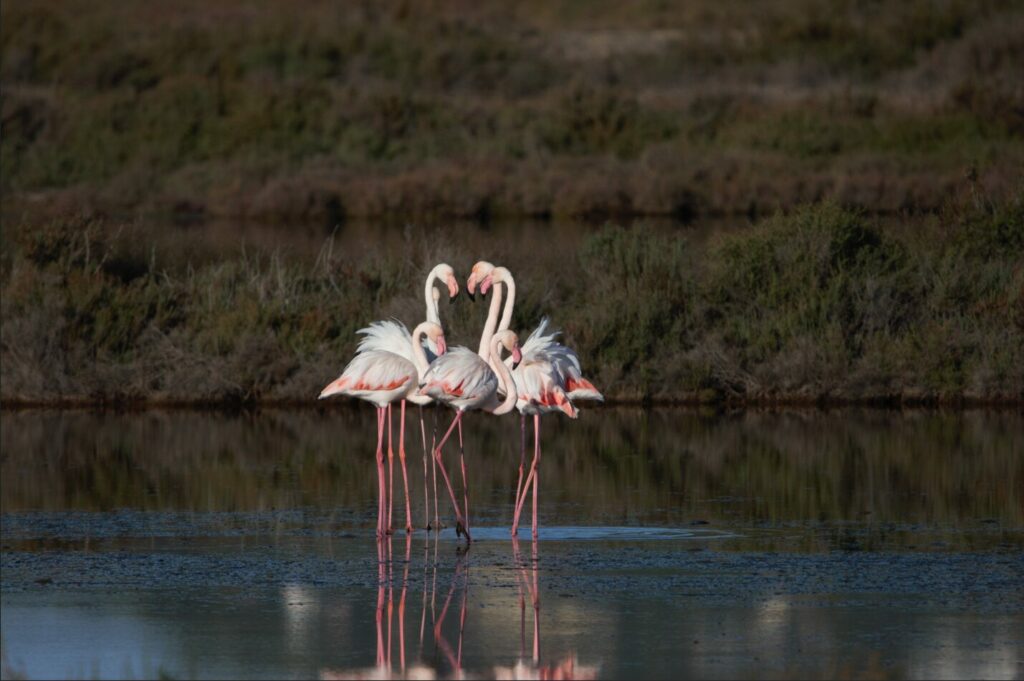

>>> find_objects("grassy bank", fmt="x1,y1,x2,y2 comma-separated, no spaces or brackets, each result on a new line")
2,198,1021,406
3,0,1023,222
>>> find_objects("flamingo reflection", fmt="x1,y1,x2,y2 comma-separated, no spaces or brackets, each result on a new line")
322,537,595,680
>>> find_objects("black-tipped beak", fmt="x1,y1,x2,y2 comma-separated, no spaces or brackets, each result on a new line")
512,358,522,371
449,290,459,304
467,289,476,302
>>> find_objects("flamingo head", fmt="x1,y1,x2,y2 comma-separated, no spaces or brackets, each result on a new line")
434,263,459,303
425,323,447,356
466,261,496,301
481,266,512,296
494,329,522,369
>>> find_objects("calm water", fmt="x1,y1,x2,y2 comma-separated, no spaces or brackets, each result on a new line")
2,408,1023,679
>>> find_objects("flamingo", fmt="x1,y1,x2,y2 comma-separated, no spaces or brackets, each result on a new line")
354,263,459,533
416,327,522,543
467,262,603,539
319,321,447,537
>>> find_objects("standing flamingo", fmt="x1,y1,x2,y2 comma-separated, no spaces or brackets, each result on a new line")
467,262,603,539
319,322,447,537
355,263,458,532
416,327,522,543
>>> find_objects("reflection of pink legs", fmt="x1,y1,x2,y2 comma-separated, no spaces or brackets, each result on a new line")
398,534,410,671
512,537,541,663
386,539,393,667
434,559,467,675
530,539,540,661
433,412,471,541
375,539,385,666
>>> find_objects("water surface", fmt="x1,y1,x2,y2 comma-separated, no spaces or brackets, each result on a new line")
2,408,1022,679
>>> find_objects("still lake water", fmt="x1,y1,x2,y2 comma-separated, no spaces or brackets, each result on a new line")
1,408,1022,679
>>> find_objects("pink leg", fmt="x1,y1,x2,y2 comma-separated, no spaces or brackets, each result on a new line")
376,407,387,538
532,413,541,540
433,412,470,541
514,465,534,533
514,416,541,536
512,414,527,536
398,400,413,533
457,418,470,536
420,406,429,530
431,410,441,531
387,404,394,533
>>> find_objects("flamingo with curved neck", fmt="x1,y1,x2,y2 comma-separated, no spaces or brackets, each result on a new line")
468,261,603,539
319,321,446,538
416,329,522,542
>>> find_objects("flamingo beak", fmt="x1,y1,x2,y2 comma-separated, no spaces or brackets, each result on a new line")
511,346,523,370
447,275,459,303
480,276,493,296
436,335,447,356
466,272,479,301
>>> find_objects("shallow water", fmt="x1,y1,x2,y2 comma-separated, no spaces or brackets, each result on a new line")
1,408,1022,679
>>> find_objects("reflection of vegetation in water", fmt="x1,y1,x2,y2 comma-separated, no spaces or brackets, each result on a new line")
1,409,1020,549
2,200,1021,404
2,0,1022,219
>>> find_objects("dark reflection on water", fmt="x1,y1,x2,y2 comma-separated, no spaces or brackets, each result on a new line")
2,408,1021,550
2,408,1023,679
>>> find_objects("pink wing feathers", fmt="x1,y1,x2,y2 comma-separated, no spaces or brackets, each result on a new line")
319,350,416,400
513,317,603,403
418,347,497,406
512,355,577,418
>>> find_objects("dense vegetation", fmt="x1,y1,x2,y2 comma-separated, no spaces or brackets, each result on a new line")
2,1,1021,405
2,0,1023,221
2,198,1021,405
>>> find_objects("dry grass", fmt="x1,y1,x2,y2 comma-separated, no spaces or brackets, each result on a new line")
2,0,1022,221
1,194,1021,406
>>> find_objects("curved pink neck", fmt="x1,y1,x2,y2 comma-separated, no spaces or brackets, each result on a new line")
409,322,433,377
477,281,504,359
489,335,518,415
498,271,516,332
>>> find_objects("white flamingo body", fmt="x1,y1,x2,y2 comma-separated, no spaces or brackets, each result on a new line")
419,347,502,413
319,350,418,407
414,330,521,543
467,262,603,539
337,264,457,533
319,319,446,537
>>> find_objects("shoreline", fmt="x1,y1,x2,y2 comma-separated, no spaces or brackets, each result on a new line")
3,394,1022,412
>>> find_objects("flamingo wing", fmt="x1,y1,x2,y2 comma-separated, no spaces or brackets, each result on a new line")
355,319,414,361
512,317,602,403
418,347,496,403
320,350,416,399
357,318,440,365
512,355,577,418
